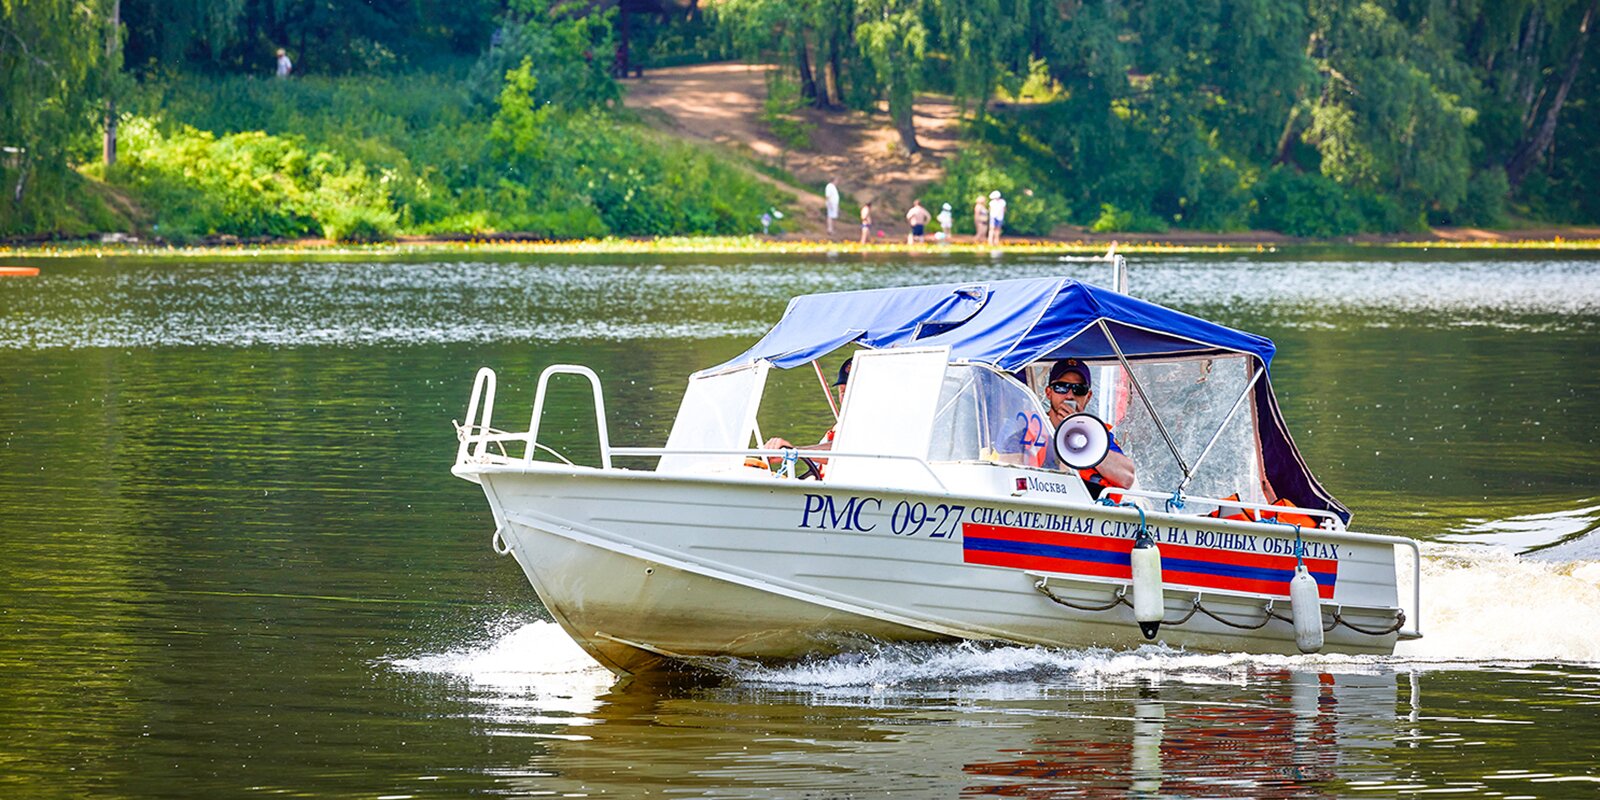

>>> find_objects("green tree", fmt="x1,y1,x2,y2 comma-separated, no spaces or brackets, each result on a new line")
1,0,115,232
1296,1,1476,226
856,0,928,152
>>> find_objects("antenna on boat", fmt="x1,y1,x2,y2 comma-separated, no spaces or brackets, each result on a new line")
812,360,840,420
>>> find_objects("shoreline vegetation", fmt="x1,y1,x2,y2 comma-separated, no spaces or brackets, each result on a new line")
6,231,1600,260
6,3,1600,246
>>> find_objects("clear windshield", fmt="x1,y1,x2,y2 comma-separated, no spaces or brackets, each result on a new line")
1097,355,1265,502
927,364,1052,464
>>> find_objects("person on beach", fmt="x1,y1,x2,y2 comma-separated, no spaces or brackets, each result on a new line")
905,199,932,244
973,196,989,243
275,48,293,78
860,203,873,243
987,190,1007,246
936,203,954,242
825,180,841,235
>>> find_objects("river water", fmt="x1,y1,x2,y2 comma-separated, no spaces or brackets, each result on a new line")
1,250,1597,798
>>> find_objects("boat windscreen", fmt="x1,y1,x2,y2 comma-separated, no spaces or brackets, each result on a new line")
928,365,1052,465
1099,354,1268,504
660,362,769,474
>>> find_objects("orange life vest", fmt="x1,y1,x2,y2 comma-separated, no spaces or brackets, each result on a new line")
1207,492,1256,521
1207,495,1318,527
1259,498,1318,528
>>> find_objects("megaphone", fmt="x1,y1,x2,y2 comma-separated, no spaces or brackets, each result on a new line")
1054,412,1109,470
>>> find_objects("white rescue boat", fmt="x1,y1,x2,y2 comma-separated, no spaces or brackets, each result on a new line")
452,265,1422,675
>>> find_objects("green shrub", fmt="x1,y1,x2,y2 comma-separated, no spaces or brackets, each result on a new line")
1445,167,1510,227
105,118,399,241
466,8,620,109
762,75,815,152
1090,203,1169,234
97,64,786,241
1250,167,1366,237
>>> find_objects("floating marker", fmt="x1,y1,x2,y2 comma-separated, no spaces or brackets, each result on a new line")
0,266,40,277
1130,528,1164,639
1289,564,1324,653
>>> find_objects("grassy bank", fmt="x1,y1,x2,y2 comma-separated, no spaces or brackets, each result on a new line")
7,234,1600,260
68,64,791,243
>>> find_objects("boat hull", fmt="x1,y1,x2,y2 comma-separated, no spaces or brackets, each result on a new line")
472,464,1403,675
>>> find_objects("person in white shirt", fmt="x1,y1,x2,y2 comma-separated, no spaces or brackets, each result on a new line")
276,48,293,78
824,181,841,235
987,190,1007,245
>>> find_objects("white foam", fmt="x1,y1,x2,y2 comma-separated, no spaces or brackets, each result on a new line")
388,618,612,707
711,641,1399,695
1396,546,1600,662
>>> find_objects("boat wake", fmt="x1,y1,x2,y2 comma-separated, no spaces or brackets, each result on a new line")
1395,543,1600,663
388,545,1599,696
387,615,613,700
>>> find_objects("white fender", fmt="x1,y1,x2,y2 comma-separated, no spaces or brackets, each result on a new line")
1130,535,1164,639
1289,564,1324,653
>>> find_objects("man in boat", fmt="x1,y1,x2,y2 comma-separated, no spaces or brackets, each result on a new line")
759,358,851,468
1045,358,1136,499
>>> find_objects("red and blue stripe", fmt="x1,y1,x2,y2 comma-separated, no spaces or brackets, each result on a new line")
961,522,1337,599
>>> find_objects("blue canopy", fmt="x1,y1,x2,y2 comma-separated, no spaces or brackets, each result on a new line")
712,277,1276,371
709,277,1348,523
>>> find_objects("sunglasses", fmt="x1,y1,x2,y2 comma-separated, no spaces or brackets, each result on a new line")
1048,381,1089,397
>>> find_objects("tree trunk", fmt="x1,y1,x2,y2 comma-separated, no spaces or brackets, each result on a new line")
895,104,920,155
103,0,121,167
796,31,819,104
614,8,631,77
1273,32,1321,166
820,36,841,107
829,35,845,105
1507,0,1597,189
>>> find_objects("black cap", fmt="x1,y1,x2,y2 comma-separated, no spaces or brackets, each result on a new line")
833,357,853,386
1048,358,1092,388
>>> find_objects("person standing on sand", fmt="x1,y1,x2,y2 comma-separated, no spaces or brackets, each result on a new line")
276,48,293,78
825,180,841,235
937,203,954,242
973,196,989,243
905,199,932,244
860,203,873,244
988,190,1008,246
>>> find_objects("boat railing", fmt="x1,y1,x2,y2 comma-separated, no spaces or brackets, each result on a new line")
456,365,613,469
1114,487,1347,531
607,447,951,492
456,366,952,489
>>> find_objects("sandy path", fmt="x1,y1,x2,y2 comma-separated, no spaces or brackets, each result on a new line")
622,62,961,238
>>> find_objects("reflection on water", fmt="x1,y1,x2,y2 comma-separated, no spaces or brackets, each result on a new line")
392,619,1600,798
2,250,1599,796
3,252,1599,350
1442,501,1600,556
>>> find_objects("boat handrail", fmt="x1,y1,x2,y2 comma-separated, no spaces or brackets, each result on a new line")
609,447,951,493
456,367,498,464
526,364,612,469
1114,487,1347,530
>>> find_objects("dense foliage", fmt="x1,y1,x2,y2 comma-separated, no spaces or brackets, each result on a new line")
4,3,785,241
5,0,1600,238
720,0,1600,233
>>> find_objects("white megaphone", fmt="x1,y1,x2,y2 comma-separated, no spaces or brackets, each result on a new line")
1054,412,1110,470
